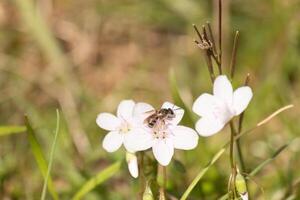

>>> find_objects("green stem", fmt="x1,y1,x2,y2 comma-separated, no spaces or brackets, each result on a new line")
138,152,145,200
159,165,167,200
236,113,246,172
229,121,235,169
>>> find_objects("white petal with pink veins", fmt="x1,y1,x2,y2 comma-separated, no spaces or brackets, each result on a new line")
124,128,153,152
213,75,233,106
171,126,198,150
96,113,121,131
117,100,135,120
195,116,226,137
232,86,253,115
102,131,123,152
152,139,174,166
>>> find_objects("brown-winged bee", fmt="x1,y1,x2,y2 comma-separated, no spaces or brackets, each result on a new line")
144,108,178,128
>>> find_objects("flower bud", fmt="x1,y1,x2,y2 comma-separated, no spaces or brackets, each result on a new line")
143,183,154,200
126,152,138,178
235,173,248,200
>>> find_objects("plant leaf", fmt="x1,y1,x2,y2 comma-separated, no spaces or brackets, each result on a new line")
41,110,60,200
72,161,122,200
25,115,59,200
0,126,26,136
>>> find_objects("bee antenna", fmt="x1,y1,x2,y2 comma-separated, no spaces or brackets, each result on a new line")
173,107,182,111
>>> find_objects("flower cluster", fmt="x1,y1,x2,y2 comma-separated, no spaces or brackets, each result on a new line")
96,100,199,177
96,75,252,178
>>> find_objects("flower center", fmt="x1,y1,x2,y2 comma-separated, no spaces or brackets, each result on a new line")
152,122,169,140
119,122,131,134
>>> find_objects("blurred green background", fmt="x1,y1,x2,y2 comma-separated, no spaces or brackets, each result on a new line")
0,0,300,199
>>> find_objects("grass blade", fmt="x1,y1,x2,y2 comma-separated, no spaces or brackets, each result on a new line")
249,142,291,177
169,68,195,125
25,115,59,200
180,148,226,200
72,161,122,200
41,110,60,200
0,126,26,136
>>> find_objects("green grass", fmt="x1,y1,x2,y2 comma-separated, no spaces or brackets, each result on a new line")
0,0,299,199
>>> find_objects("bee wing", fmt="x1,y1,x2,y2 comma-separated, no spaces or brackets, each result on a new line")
133,103,155,122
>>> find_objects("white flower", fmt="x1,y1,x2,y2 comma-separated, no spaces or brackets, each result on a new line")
126,151,139,178
126,102,199,166
240,193,249,200
96,100,147,153
192,75,253,137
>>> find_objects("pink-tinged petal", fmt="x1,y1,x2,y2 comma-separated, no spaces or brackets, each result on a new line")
192,93,217,117
171,125,198,150
195,117,226,137
193,94,233,123
213,75,233,106
102,131,123,152
133,102,155,122
126,152,139,178
96,113,121,131
152,139,174,166
124,128,153,152
117,100,135,119
161,101,184,125
232,86,253,115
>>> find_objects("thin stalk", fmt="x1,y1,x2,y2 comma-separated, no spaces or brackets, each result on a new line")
205,52,216,83
193,24,203,43
138,152,145,200
229,121,236,169
194,40,215,83
218,0,222,68
206,22,217,56
230,31,240,79
202,25,209,41
159,165,167,200
236,74,250,173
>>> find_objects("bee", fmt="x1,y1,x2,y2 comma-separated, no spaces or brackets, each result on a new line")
144,108,177,128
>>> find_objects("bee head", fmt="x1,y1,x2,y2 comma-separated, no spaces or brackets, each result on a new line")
166,108,176,119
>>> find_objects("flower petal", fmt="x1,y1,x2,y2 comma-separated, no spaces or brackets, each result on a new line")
124,128,153,152
195,117,226,137
102,131,123,152
161,101,184,125
193,94,233,123
126,152,139,178
133,102,155,123
213,75,233,106
117,100,135,119
192,93,217,117
171,125,198,150
96,113,121,131
152,139,174,166
240,193,248,200
232,86,253,115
